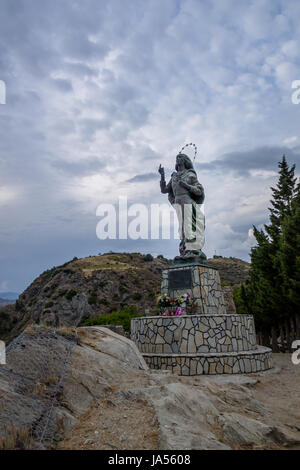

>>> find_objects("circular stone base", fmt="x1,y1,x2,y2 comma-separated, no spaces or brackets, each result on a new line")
142,346,272,375
131,315,258,354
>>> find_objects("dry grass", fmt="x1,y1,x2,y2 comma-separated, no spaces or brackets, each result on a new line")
44,374,58,386
24,324,42,335
0,425,33,450
56,326,77,338
24,324,53,335
70,255,141,277
32,381,48,397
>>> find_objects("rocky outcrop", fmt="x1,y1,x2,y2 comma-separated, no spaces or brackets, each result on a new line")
1,253,247,341
0,326,299,450
3,254,168,334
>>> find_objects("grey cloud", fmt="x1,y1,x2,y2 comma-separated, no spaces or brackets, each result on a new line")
196,146,300,177
51,156,106,176
51,78,73,93
62,33,108,60
79,118,111,138
126,172,158,183
64,62,98,77
51,119,76,135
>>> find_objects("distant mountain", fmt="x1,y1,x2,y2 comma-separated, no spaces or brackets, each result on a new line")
208,257,250,285
0,292,19,300
0,298,15,307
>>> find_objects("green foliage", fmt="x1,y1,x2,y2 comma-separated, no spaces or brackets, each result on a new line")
131,292,143,301
88,292,98,305
236,156,300,348
0,309,11,335
79,305,140,332
98,281,107,288
15,300,25,312
44,301,54,309
232,285,250,315
62,269,73,275
65,290,77,301
119,284,129,294
143,254,153,262
279,181,300,312
56,289,67,298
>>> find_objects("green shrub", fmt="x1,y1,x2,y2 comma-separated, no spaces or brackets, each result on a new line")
55,289,67,298
44,301,54,308
63,269,73,275
119,284,129,294
79,305,140,332
65,290,77,301
88,293,98,305
233,285,248,315
15,300,25,312
143,254,153,262
131,292,142,301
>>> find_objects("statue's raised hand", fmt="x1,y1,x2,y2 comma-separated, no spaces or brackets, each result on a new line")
158,164,165,179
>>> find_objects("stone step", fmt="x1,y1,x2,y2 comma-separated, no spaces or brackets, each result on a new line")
142,345,272,375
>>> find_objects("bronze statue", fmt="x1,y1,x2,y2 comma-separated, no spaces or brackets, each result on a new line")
159,153,206,262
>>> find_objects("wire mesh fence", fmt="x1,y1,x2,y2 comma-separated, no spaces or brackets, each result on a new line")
0,326,77,449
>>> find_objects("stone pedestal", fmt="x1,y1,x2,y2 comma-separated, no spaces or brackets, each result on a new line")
161,264,226,315
131,315,272,375
130,263,272,375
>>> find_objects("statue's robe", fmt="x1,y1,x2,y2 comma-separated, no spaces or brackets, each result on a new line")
160,168,205,253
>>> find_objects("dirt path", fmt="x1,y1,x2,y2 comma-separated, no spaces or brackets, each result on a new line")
251,354,300,438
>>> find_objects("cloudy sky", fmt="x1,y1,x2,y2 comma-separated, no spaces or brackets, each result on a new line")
1,0,300,293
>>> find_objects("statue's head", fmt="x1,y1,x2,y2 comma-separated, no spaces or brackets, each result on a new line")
175,153,194,171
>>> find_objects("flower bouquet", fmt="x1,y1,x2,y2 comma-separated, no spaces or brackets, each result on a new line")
157,293,190,316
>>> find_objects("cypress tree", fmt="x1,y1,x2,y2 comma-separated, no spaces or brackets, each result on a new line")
241,156,297,350
279,181,300,342
265,155,296,243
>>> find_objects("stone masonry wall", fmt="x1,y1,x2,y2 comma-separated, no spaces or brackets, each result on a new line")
131,315,257,354
161,264,227,315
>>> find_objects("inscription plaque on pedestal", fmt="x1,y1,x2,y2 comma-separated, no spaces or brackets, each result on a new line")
168,269,192,290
